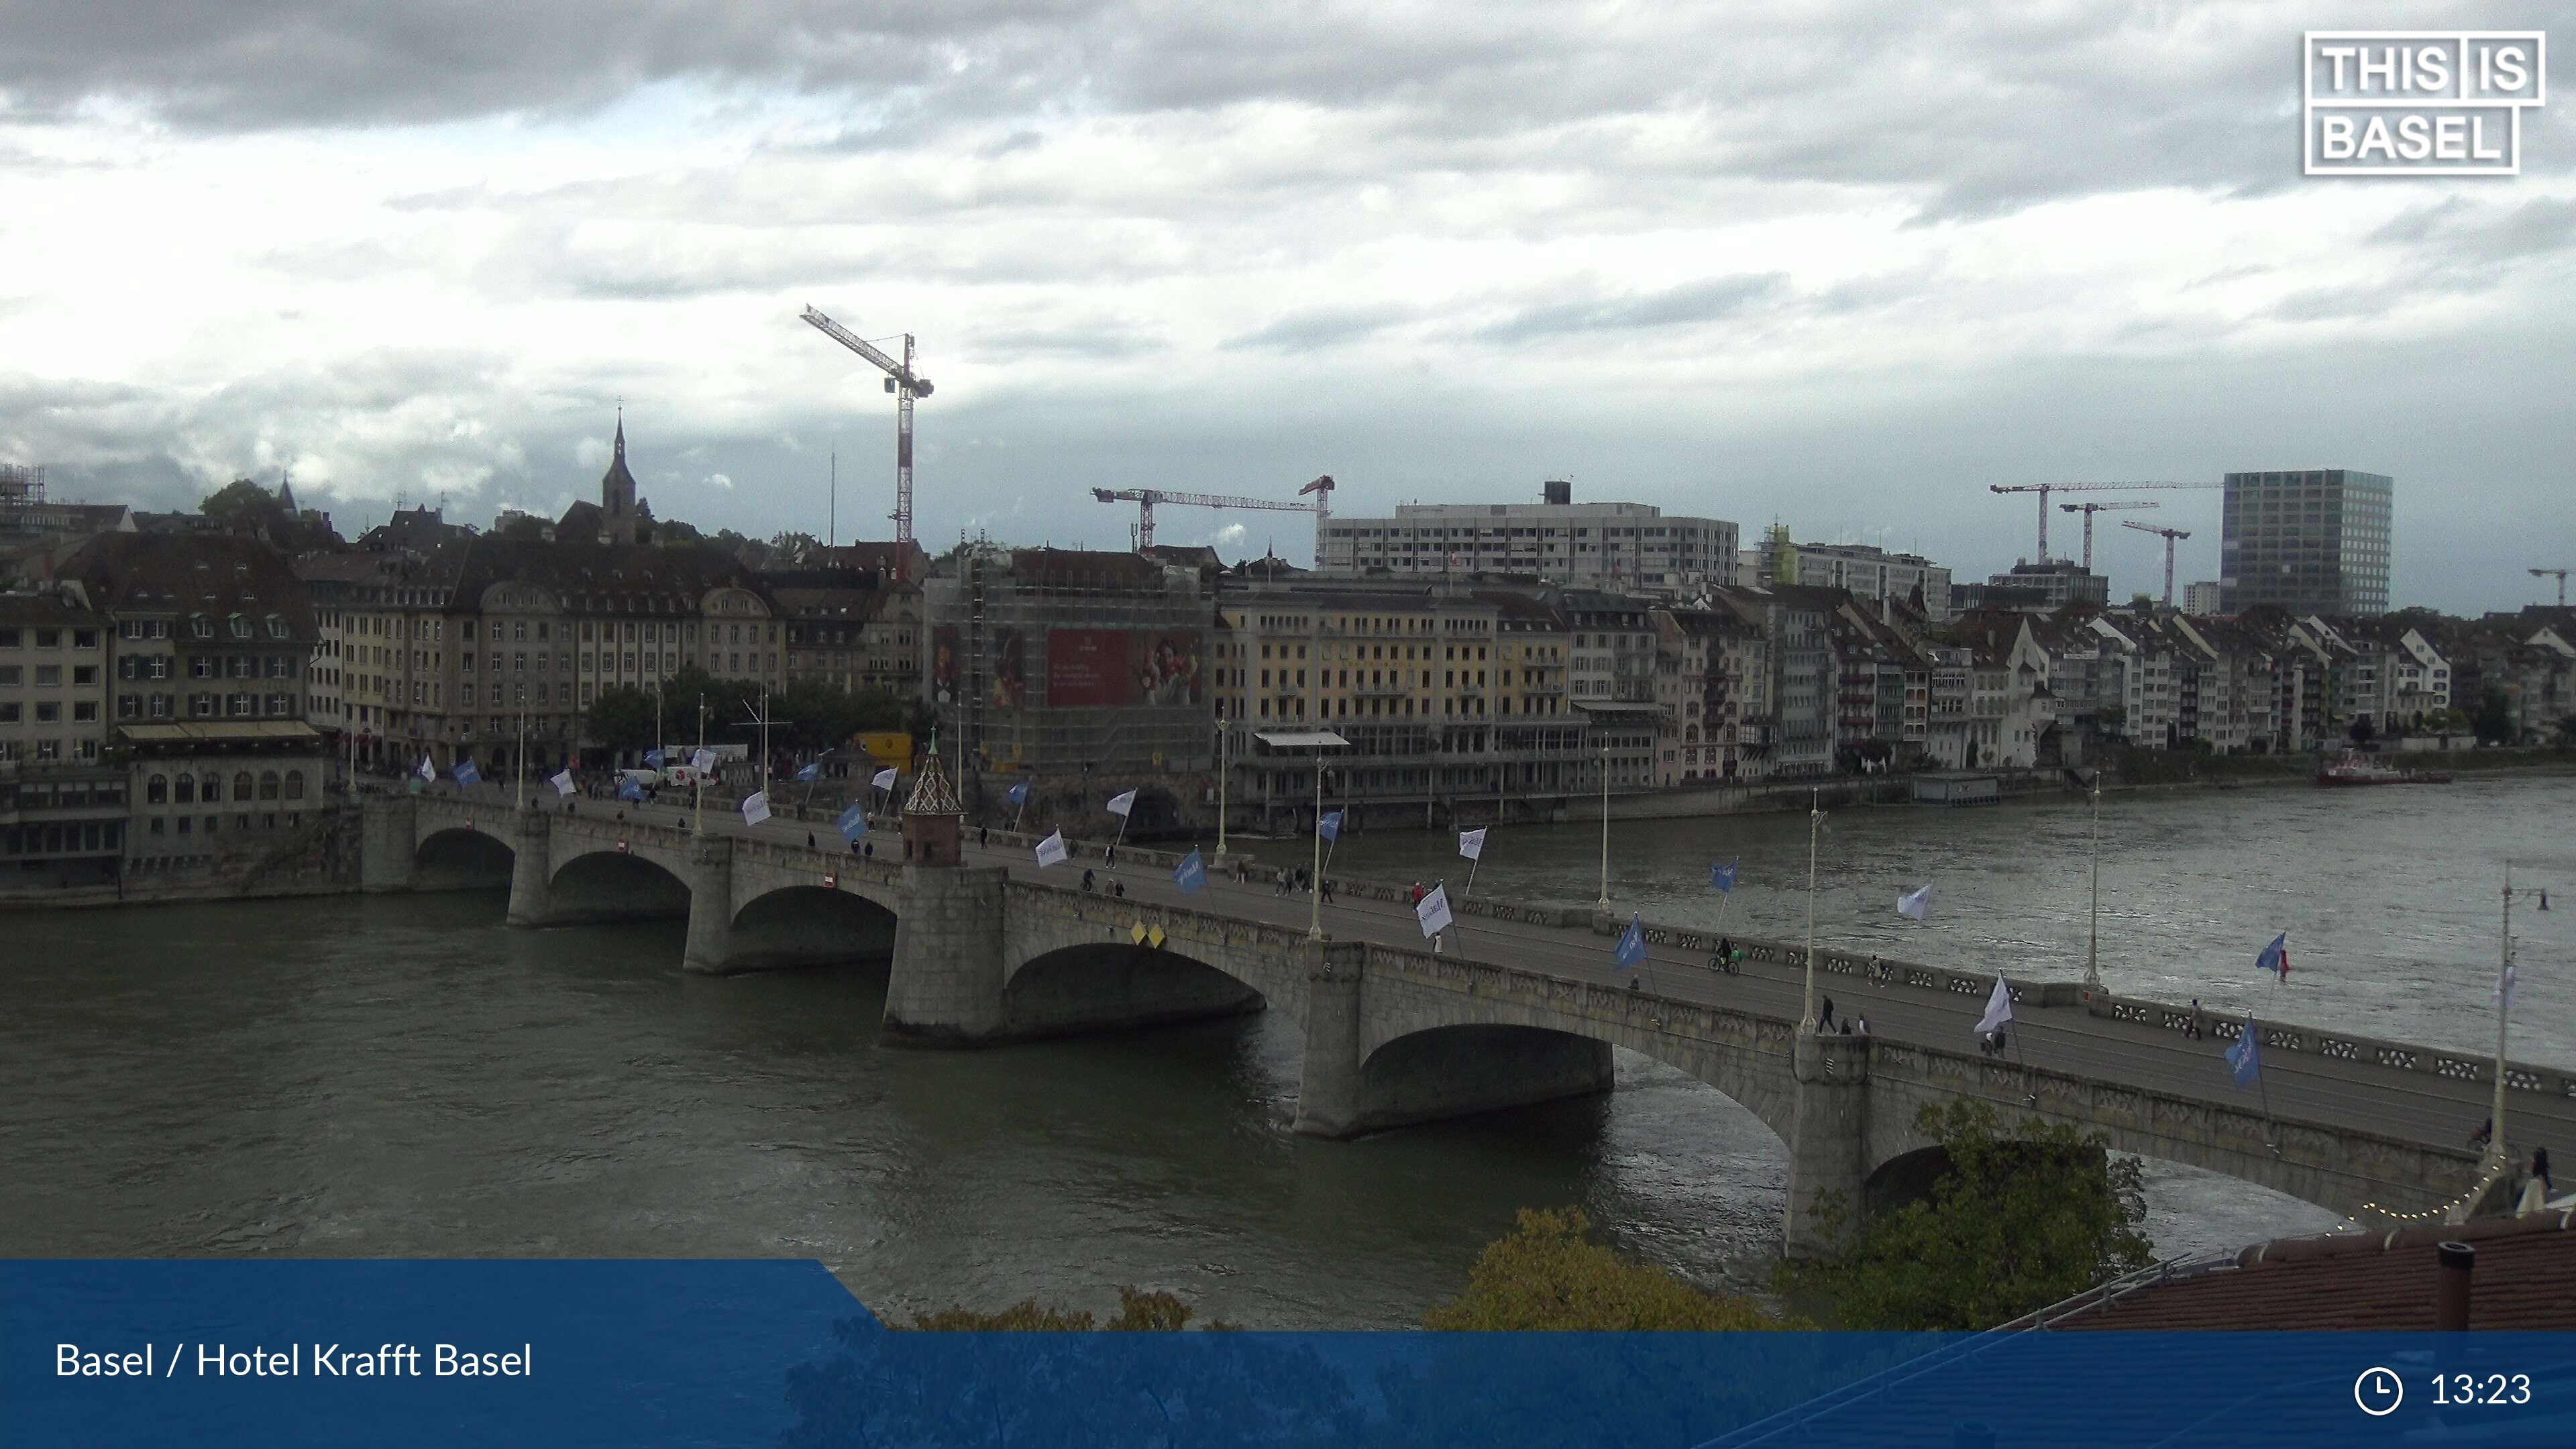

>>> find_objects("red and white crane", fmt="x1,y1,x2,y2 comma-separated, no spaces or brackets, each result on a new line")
1991,481,2218,559
800,305,932,555
2531,568,2569,606
2122,519,2192,606
1092,476,1335,555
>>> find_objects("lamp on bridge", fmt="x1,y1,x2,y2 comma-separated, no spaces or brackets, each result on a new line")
2491,863,2555,1165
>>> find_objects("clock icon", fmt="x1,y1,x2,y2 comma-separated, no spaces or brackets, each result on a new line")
2355,1366,2405,1417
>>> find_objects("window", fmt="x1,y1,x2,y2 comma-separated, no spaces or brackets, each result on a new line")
148,774,168,804
259,771,280,801
73,701,98,722
191,616,213,639
34,664,59,686
285,771,305,801
34,702,59,723
176,775,196,804
266,616,288,639
230,772,253,802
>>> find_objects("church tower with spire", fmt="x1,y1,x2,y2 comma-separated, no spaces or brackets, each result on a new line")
601,410,639,545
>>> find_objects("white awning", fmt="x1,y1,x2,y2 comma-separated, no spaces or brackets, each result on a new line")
1571,701,1666,716
1254,729,1351,749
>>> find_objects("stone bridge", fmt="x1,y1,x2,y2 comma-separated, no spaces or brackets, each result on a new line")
364,792,2526,1256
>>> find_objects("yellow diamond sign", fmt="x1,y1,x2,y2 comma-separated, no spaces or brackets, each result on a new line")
1148,925,1167,950
1130,921,1148,945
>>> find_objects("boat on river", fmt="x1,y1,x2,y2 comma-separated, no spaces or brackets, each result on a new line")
2316,750,2453,786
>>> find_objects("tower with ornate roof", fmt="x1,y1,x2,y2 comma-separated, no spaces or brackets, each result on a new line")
901,743,964,866
601,411,639,545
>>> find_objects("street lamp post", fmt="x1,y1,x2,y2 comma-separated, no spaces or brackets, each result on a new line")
1309,757,1327,940
1215,716,1230,861
1802,787,1822,1032
513,702,527,812
2492,862,2552,1164
2084,769,2104,991
1596,738,1611,912
692,696,707,837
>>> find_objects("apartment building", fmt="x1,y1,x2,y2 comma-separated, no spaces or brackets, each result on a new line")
1316,482,1739,596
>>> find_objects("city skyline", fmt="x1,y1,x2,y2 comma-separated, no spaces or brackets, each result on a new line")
0,2,2570,614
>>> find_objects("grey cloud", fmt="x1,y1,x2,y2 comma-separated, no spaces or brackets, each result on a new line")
1475,273,1788,342
1223,305,1419,354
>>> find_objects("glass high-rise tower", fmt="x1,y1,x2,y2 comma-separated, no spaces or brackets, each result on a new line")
2218,469,2392,616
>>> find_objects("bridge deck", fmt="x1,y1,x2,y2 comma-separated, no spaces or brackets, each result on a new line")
413,788,2575,1189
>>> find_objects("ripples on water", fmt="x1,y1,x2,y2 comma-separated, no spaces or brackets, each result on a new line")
1,776,2564,1326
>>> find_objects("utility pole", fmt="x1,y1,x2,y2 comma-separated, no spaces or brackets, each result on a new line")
513,701,527,812
2084,770,2103,991
1596,737,1612,912
1215,716,1229,860
735,685,791,797
1802,788,1823,1032
2493,863,2552,1165
692,695,707,837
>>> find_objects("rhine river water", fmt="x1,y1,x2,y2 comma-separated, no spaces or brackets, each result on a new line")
3,775,2570,1328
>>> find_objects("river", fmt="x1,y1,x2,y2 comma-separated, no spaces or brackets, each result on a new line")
3,775,2569,1328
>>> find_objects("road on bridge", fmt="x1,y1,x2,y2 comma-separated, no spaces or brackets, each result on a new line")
449,781,2576,1191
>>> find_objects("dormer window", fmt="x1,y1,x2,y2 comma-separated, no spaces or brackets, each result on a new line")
228,614,251,639
190,615,213,639
266,615,289,639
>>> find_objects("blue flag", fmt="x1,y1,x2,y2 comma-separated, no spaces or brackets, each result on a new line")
644,748,665,769
1614,915,1647,972
2256,931,2290,981
1007,780,1031,807
794,761,820,782
2226,1016,2261,1088
1173,848,1207,895
617,777,645,802
1710,859,1737,892
1319,810,1342,842
835,804,868,843
452,760,481,788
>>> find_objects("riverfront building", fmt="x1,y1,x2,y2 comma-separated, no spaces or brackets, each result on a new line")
1316,482,1739,596
2220,468,2394,616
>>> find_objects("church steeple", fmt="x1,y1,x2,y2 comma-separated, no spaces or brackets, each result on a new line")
600,406,639,545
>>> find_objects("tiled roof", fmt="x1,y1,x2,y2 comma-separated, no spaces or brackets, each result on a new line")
0,590,107,627
2050,1210,2576,1330
58,533,316,635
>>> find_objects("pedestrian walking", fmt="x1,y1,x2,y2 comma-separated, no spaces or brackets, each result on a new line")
1113,881,1126,899
1819,996,1836,1032
1083,868,1097,892
2186,999,2204,1040
806,832,816,849
979,826,989,849
1106,844,1117,868
1321,877,1335,904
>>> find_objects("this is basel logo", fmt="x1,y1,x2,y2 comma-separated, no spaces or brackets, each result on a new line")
2304,31,2546,174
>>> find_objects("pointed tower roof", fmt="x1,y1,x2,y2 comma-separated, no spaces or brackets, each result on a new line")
602,413,636,494
906,747,963,816
277,470,297,514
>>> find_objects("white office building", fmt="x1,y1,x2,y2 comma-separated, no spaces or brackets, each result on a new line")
1316,481,1737,597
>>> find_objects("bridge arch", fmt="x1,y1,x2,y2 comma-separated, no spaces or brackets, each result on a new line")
415,826,515,889
727,885,900,971
549,848,690,922
1352,1023,1627,1137
1000,941,1267,1040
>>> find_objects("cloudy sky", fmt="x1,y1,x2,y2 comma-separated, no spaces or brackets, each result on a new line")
1,1,2569,612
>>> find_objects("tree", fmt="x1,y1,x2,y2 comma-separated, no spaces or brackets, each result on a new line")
584,685,660,755
2348,714,2377,747
199,478,280,523
2473,687,2515,745
769,530,822,559
1422,1207,1801,1330
1780,1101,2151,1331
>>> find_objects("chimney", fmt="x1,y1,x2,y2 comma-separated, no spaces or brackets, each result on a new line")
2435,1240,2474,1330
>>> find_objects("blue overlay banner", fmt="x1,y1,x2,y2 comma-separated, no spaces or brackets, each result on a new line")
7,1260,2575,1447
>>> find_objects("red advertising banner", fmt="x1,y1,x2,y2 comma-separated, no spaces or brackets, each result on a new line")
1046,629,1130,707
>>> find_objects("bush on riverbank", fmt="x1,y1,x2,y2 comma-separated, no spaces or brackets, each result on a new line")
908,1286,1238,1331
1777,1101,2150,1331
1421,1207,1807,1330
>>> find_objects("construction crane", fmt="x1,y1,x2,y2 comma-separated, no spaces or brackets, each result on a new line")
1297,474,1336,567
1091,482,1328,553
2057,500,2159,570
2123,519,2193,606
1991,481,2220,559
2532,568,2570,606
800,305,932,557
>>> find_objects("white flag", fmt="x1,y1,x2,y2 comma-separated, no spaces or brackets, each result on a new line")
1415,884,1454,938
417,755,436,783
1106,789,1138,817
549,769,575,796
872,767,898,791
1457,827,1487,861
1896,883,1932,921
2496,960,2518,1009
1975,973,2013,1035
741,791,771,826
1034,830,1069,868
692,747,718,773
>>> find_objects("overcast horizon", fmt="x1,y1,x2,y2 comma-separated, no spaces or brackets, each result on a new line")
2,2,2570,613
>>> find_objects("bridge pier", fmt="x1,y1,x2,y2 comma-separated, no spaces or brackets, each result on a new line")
359,794,417,893
1292,941,1369,1136
1784,1032,1872,1260
881,863,1010,1042
681,835,737,975
504,808,554,927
